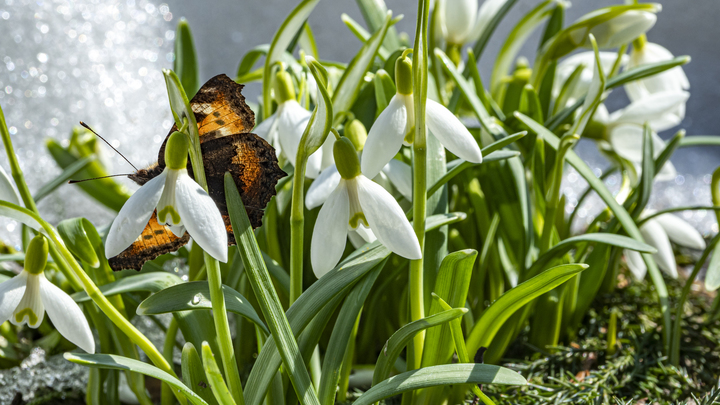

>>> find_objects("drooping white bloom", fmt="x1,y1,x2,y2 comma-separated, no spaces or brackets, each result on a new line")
311,137,421,278
570,10,657,49
624,212,706,279
254,70,327,178
105,132,228,262
0,166,20,205
596,90,689,181
0,236,94,353
362,93,482,179
625,41,689,119
554,51,628,107
439,0,509,46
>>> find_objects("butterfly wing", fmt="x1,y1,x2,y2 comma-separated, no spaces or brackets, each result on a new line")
108,211,190,271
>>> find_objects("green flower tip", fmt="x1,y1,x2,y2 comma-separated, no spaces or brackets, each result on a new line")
334,137,361,179
395,54,413,95
25,235,48,275
165,131,189,170
274,70,296,104
345,120,367,152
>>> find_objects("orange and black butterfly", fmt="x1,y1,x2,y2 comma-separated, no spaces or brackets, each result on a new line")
107,74,286,271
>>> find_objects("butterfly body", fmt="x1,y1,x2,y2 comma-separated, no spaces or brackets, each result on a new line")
109,74,285,271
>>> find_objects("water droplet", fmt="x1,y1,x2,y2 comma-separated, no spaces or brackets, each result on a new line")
191,294,202,305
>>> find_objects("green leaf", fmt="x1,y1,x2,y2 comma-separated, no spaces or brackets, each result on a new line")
0,200,44,232
341,14,390,61
235,45,299,82
34,154,95,202
137,281,269,335
421,250,477,368
201,343,236,405
356,364,526,405
64,353,208,405
706,250,720,291
525,233,656,281
490,1,557,99
182,343,217,405
299,58,333,159
243,213,460,405
515,111,672,350
372,308,467,386
679,135,720,148
57,218,100,268
225,173,321,405
317,263,382,405
354,0,402,51
435,49,499,136
72,272,182,303
332,11,394,119
174,18,200,98
466,263,587,357
262,0,322,117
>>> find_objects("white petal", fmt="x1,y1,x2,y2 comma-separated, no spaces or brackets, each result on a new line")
608,124,670,165
356,176,421,260
444,0,477,44
382,160,413,202
640,219,677,278
157,169,181,226
361,94,408,179
39,275,95,353
655,159,677,182
467,0,506,44
277,100,312,168
306,165,341,209
348,225,377,249
169,224,186,238
0,166,20,206
624,249,647,280
425,99,482,163
305,144,323,179
12,273,44,327
612,91,689,132
626,42,689,100
254,113,278,144
319,133,336,172
105,171,166,258
174,173,228,262
654,214,706,250
311,181,350,278
0,272,27,324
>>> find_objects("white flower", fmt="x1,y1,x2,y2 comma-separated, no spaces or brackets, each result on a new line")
310,137,421,278
625,41,689,119
105,132,228,262
570,10,657,49
439,0,509,46
554,51,628,107
624,212,706,279
0,236,94,353
598,90,689,181
362,92,482,179
0,166,20,205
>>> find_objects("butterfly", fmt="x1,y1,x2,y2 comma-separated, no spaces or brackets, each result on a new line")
108,74,286,271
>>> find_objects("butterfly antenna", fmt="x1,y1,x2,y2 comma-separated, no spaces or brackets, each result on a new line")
79,121,139,171
69,174,134,184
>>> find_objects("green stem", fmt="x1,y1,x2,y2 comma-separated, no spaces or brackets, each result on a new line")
712,168,720,226
161,319,180,405
206,254,246,404
0,105,37,213
539,135,578,253
289,157,307,305
408,0,430,373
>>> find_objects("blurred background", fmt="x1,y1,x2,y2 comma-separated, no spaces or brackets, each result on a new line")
0,0,718,246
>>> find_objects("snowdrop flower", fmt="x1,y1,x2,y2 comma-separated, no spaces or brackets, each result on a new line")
311,136,421,278
0,235,94,353
105,131,228,262
554,51,627,107
254,69,325,178
439,0,509,46
625,39,689,119
590,91,689,181
624,212,706,279
362,54,482,179
569,10,657,49
0,166,20,205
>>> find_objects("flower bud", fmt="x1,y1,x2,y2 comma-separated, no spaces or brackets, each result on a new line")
333,137,361,179
395,55,413,95
274,70,296,104
25,235,48,275
345,120,367,152
444,0,478,45
570,10,657,49
165,131,189,170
